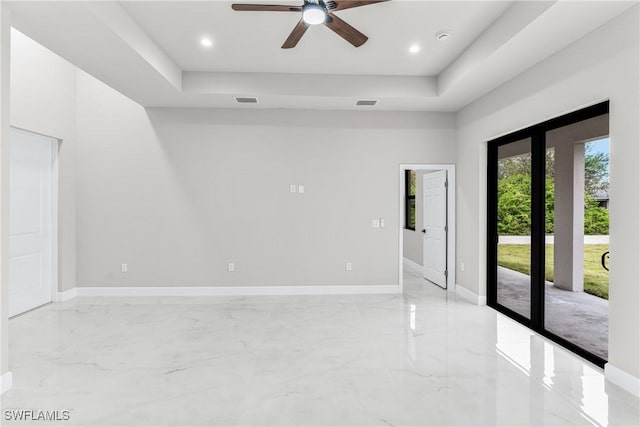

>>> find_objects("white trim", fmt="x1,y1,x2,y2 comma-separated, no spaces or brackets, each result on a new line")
51,138,59,302
65,284,400,298
55,287,78,302
455,284,487,305
403,257,424,276
605,363,640,397
399,164,456,294
0,371,13,395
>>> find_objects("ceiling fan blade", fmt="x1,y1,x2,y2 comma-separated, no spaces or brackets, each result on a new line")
231,4,302,12
282,19,310,49
332,0,388,11
324,15,368,47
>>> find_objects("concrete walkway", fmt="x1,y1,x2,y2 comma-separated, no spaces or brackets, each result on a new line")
497,266,608,360
499,235,609,245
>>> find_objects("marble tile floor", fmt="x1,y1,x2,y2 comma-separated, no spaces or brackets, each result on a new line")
496,266,609,360
1,271,638,426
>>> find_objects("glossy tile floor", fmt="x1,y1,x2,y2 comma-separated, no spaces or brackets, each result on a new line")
497,266,609,359
1,271,638,426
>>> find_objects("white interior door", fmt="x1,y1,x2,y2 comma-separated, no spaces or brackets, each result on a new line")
422,170,447,289
9,128,56,317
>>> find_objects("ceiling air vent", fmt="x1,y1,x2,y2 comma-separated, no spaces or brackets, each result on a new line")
235,97,258,104
355,99,378,107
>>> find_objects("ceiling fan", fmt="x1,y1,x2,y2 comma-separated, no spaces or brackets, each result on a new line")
231,0,388,49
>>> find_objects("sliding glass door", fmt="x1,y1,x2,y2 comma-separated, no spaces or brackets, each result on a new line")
495,138,533,321
488,102,610,366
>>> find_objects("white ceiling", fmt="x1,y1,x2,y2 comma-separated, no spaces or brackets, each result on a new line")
6,1,639,111
120,0,512,76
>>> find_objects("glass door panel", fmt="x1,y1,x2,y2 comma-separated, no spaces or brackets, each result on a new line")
496,138,532,320
544,117,609,361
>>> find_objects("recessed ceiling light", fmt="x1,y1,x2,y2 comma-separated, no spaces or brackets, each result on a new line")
435,30,451,41
200,37,213,48
409,44,421,54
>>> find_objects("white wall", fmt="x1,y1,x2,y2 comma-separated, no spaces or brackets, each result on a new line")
456,7,639,378
10,29,76,292
75,70,456,287
0,3,10,379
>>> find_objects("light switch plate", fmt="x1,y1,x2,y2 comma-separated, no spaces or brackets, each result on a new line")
345,262,352,271
228,263,235,272
298,185,305,193
380,218,385,228
371,219,380,228
290,185,297,193
121,264,128,273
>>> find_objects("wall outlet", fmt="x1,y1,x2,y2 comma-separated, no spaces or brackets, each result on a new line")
345,262,352,271
298,185,305,193
371,219,380,228
228,263,235,272
121,263,128,273
290,185,297,193
460,262,465,272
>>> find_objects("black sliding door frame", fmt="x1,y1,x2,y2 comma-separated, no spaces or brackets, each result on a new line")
487,101,609,368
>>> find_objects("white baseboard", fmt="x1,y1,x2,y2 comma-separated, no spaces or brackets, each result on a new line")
69,284,401,298
403,257,425,275
55,287,78,302
455,284,487,305
605,363,640,397
0,371,13,395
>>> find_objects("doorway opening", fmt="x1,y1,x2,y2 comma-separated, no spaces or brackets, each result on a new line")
399,164,455,293
9,127,59,317
487,101,610,366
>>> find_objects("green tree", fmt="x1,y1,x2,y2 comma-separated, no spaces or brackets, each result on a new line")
497,144,609,197
497,173,555,235
584,149,609,197
498,173,608,235
497,173,531,235
584,195,609,234
545,177,555,234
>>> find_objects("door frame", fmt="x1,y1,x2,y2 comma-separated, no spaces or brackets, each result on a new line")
486,101,609,367
399,164,456,293
9,126,59,313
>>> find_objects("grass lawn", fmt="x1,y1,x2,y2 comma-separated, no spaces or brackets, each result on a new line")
497,244,609,299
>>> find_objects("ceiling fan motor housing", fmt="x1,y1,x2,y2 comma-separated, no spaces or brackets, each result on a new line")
232,0,388,48
305,0,336,11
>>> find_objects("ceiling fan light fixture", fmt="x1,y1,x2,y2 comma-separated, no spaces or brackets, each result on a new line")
302,3,327,25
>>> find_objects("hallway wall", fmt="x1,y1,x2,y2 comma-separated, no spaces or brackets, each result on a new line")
10,29,77,293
